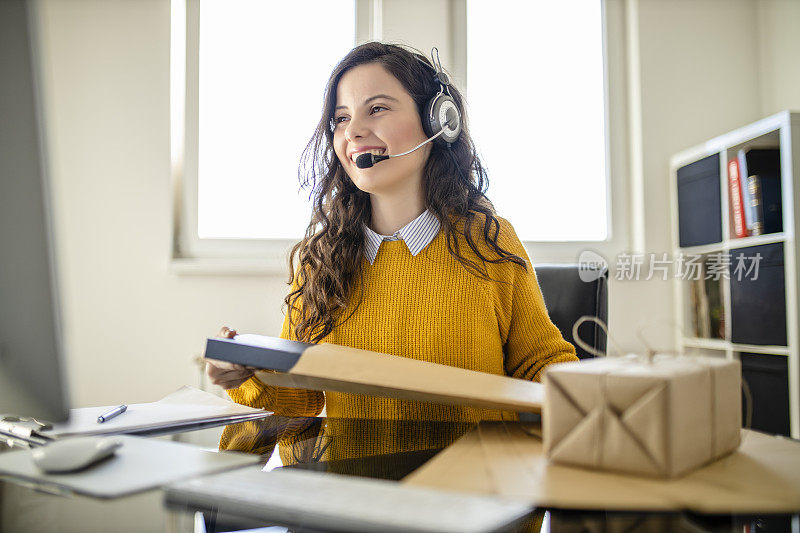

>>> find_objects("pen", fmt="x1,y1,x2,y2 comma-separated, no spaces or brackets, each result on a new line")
97,405,127,423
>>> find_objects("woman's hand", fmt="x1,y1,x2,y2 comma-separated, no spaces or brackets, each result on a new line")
205,326,255,390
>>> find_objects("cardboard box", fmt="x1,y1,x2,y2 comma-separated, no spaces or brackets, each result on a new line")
543,354,741,478
205,334,545,413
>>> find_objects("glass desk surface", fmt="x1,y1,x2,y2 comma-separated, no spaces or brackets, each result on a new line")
1,415,798,533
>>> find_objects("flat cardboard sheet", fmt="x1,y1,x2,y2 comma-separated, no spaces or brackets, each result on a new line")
253,343,545,413
402,423,800,513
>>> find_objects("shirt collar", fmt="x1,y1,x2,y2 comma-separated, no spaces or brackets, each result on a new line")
363,209,441,264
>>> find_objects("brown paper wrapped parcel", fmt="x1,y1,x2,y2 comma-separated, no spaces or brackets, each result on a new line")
543,354,741,478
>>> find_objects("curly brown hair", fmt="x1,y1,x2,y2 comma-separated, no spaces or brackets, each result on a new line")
286,42,527,343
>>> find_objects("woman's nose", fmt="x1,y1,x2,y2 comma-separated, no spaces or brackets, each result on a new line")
344,115,369,142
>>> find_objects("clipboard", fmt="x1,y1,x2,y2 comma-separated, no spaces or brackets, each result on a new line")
42,386,271,438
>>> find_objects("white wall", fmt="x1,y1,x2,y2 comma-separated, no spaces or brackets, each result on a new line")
32,0,800,407
757,0,800,116
35,0,289,406
610,0,800,353
610,0,764,352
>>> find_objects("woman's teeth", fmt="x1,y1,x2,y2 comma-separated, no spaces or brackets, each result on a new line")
352,149,386,163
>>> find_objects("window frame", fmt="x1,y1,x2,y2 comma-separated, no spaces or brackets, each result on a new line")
170,0,629,274
455,0,630,264
171,0,365,274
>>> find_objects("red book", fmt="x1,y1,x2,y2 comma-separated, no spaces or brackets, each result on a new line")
728,158,747,238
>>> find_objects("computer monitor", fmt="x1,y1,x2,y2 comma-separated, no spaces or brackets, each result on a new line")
0,0,70,422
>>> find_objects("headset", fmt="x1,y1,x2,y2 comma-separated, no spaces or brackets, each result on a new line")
418,47,462,146
354,47,463,169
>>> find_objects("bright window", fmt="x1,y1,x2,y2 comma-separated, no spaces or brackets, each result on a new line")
467,0,608,241
197,0,355,239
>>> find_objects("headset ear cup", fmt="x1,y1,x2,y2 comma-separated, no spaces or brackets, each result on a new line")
422,96,438,139
425,94,462,145
441,96,462,143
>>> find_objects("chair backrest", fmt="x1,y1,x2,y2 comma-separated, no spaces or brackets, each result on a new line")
535,264,608,359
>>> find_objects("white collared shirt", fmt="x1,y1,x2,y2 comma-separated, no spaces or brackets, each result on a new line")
363,209,441,265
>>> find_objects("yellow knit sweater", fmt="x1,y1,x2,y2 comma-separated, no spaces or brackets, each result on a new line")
227,216,578,422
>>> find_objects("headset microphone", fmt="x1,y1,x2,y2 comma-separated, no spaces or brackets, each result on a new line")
355,118,455,169
355,152,389,169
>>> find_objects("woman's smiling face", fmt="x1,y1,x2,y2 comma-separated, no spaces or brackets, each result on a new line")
332,63,431,198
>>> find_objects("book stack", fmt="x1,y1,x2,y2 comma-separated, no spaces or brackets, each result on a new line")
689,271,725,340
727,148,782,238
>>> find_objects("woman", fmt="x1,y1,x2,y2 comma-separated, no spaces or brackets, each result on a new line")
207,42,577,422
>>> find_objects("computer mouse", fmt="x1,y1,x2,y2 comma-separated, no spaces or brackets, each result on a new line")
31,436,123,473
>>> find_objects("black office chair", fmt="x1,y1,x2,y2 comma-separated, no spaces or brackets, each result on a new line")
535,264,608,359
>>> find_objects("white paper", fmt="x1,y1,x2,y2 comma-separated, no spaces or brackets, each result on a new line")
45,386,269,438
0,435,261,499
233,333,286,348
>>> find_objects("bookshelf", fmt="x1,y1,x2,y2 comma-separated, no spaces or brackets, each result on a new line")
670,110,800,439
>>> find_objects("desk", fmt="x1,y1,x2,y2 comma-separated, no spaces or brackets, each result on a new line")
1,416,798,532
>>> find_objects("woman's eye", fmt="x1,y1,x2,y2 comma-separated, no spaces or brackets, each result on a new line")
331,107,385,128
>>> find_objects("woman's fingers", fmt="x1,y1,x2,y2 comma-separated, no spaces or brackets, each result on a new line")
208,367,245,379
206,358,253,387
208,369,254,389
217,326,238,339
214,377,251,390
207,359,245,371
207,363,249,379
208,326,248,388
